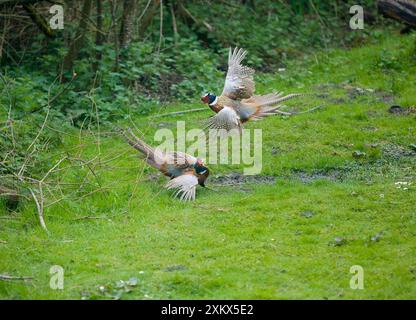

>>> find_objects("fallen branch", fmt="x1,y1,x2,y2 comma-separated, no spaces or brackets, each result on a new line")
73,216,106,221
1,1,63,5
378,0,416,27
285,105,324,115
274,105,323,116
0,216,20,220
150,107,208,118
0,274,33,281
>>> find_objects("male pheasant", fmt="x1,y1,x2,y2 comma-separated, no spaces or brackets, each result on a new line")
201,47,307,133
123,129,209,201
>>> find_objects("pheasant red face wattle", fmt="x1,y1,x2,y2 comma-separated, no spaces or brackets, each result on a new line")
201,95,210,104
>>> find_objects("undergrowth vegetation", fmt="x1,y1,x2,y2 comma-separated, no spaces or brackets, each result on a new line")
0,0,404,183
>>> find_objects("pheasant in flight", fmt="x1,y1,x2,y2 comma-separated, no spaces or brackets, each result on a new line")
201,47,307,133
123,129,209,201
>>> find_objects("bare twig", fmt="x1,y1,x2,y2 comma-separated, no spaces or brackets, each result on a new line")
73,216,106,221
169,2,178,44
0,274,33,281
157,0,163,54
150,107,208,118
28,184,48,232
137,0,153,22
286,105,324,115
40,157,67,183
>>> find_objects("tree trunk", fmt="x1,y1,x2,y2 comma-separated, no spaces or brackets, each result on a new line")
22,3,55,38
0,8,9,61
378,0,416,27
119,0,137,48
138,0,161,39
169,2,179,45
109,0,120,71
62,0,93,76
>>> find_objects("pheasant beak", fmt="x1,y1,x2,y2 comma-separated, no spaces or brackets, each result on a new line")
201,95,209,104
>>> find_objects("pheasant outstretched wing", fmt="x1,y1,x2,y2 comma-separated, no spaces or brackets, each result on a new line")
221,47,255,100
204,106,242,134
165,172,199,201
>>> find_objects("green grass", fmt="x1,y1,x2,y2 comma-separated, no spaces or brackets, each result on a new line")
1,32,416,300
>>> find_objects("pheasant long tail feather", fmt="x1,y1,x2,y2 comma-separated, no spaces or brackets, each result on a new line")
250,105,288,120
244,92,312,121
123,128,152,154
251,92,311,108
272,93,311,105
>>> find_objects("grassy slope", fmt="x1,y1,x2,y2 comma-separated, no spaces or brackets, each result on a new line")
1,32,415,300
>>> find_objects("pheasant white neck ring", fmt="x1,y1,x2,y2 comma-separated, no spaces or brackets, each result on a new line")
209,96,218,106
